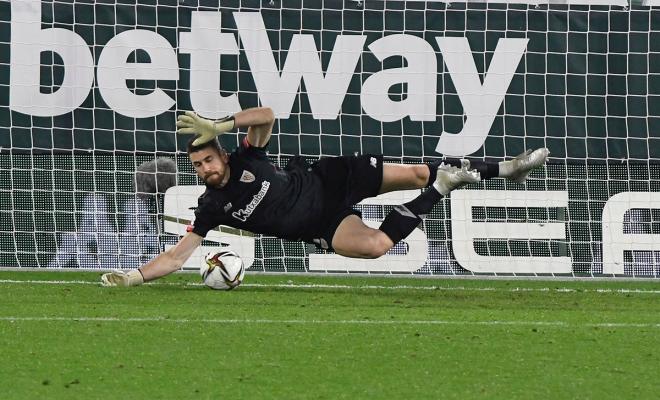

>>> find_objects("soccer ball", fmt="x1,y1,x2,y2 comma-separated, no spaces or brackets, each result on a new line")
199,250,245,290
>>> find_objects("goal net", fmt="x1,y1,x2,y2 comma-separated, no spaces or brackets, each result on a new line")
1,0,658,277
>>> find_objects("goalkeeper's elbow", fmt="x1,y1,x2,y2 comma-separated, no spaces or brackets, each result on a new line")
263,107,275,123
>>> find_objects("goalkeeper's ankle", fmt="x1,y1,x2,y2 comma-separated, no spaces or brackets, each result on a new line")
498,160,515,178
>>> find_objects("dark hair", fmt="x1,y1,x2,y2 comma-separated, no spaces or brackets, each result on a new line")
186,137,224,155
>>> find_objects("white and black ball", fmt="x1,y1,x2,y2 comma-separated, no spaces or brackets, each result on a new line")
199,250,245,290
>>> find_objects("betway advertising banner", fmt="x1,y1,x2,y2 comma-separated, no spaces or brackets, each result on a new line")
0,0,658,277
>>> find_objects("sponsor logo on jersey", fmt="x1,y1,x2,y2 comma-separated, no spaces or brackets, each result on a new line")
239,170,256,183
370,157,377,168
232,181,270,222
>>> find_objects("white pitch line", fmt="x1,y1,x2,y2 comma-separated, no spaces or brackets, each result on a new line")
0,316,657,328
0,279,659,294
0,316,658,329
0,279,99,285
245,283,660,295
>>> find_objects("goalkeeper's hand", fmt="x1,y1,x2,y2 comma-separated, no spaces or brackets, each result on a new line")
101,269,144,287
176,111,235,146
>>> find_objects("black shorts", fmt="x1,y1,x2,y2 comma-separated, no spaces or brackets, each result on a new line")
304,154,383,250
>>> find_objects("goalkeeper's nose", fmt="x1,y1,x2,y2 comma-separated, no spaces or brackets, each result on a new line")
202,164,214,175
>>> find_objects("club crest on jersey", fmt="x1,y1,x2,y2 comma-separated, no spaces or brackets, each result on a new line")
239,170,256,183
370,157,377,168
223,202,233,213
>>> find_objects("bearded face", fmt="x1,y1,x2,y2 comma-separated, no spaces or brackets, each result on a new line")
190,147,230,188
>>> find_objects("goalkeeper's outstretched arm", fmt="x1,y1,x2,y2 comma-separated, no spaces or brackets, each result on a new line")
101,232,203,287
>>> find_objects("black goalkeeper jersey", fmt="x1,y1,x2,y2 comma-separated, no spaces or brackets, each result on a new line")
191,139,324,241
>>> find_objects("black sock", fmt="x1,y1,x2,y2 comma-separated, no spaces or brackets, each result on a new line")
426,160,442,187
379,189,443,244
427,158,499,184
471,160,499,179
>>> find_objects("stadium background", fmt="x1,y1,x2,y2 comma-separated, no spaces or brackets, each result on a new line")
1,0,658,277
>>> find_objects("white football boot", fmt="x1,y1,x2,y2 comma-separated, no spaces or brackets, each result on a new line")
500,148,550,184
433,159,481,196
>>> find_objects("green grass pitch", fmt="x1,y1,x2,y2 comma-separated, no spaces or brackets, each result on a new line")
0,271,659,399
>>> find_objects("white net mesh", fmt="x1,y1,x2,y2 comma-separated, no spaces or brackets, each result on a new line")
0,0,658,277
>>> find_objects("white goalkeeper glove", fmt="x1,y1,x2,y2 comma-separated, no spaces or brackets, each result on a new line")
176,111,235,146
101,269,144,287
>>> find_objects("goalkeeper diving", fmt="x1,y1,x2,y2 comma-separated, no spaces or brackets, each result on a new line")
102,107,549,287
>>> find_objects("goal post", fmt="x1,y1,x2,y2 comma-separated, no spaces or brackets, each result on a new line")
0,0,658,277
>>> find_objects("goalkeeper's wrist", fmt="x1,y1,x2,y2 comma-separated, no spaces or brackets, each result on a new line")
126,269,145,286
213,115,235,133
